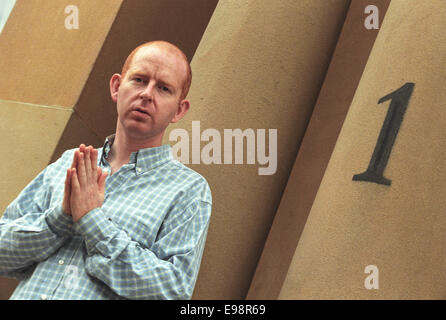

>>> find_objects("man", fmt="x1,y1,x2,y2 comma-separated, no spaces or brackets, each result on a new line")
0,41,212,299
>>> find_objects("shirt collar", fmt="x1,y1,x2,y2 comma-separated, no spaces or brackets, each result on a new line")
101,134,173,173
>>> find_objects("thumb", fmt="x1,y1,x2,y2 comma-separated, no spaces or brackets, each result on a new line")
97,167,103,183
63,168,72,214
98,169,108,193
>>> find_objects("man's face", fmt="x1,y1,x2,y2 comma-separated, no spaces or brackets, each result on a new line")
111,45,189,144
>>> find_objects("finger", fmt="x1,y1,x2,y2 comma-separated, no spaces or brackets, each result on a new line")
64,168,71,194
98,170,108,204
84,146,93,182
91,147,98,181
70,149,78,169
63,168,72,214
98,169,108,194
70,168,81,218
77,152,87,186
79,144,86,153
97,167,103,183
70,168,80,192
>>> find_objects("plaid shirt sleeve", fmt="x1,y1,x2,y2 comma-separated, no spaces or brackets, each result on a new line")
75,193,211,300
0,159,74,279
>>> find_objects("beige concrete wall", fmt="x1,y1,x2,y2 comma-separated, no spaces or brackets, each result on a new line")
163,0,351,299
247,0,390,300
0,101,73,300
279,0,446,299
0,0,216,299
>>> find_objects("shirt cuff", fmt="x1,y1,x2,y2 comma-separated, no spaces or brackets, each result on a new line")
74,208,119,257
45,205,74,237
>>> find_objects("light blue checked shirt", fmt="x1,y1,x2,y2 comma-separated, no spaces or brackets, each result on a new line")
0,135,212,300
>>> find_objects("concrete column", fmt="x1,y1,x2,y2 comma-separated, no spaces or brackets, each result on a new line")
248,0,390,300
279,0,446,299
163,0,351,299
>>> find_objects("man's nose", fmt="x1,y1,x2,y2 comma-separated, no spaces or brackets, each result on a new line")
140,82,154,101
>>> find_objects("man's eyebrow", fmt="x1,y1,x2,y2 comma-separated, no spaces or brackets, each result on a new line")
128,71,176,88
128,71,148,78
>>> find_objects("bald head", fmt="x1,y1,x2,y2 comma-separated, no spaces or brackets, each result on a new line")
121,41,192,100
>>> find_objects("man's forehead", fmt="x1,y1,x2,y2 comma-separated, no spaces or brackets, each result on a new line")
128,45,187,83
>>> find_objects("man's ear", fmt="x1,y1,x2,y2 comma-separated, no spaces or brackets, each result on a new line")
171,99,190,123
110,73,121,102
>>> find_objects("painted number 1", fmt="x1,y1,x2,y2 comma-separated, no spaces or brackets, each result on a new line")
353,82,415,186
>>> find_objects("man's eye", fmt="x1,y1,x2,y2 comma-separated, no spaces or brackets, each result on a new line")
159,86,170,92
133,77,146,83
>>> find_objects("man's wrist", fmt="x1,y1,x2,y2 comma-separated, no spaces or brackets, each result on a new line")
74,208,119,257
45,205,75,237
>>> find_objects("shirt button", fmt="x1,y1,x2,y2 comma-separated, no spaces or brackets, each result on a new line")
137,167,142,173
58,260,64,265
40,294,48,300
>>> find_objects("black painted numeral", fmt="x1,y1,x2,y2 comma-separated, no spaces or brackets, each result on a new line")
352,82,414,186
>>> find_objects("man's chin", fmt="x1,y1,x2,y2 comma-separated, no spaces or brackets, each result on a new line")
123,126,164,144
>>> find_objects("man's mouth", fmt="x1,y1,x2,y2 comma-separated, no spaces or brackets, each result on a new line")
132,107,150,116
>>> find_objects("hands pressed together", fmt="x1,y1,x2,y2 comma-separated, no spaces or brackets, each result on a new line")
63,144,108,222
